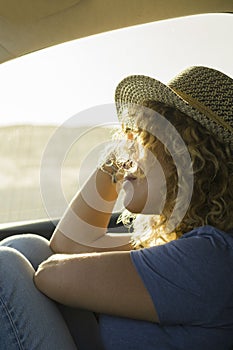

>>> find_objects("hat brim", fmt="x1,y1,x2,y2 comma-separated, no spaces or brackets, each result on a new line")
115,74,205,122
115,72,233,151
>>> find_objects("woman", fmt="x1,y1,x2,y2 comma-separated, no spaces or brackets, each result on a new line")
0,66,232,349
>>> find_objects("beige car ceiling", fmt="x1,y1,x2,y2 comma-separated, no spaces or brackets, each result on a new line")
0,0,232,64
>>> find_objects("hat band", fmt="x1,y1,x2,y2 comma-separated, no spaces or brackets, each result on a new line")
172,88,233,134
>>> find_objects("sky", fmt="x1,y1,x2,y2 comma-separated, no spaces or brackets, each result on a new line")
0,13,232,126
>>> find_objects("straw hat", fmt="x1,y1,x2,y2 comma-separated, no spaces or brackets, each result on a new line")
115,66,233,151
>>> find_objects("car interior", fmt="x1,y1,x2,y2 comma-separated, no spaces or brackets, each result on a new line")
0,1,232,245
0,3,233,349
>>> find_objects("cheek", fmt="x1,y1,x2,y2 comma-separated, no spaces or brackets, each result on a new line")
122,162,167,215
142,176,166,214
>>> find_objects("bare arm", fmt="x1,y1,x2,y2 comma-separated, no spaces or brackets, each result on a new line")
50,168,132,254
34,250,159,323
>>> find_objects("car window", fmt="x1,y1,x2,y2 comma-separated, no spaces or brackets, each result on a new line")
0,13,232,225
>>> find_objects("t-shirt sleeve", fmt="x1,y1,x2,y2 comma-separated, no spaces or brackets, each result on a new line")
130,230,232,326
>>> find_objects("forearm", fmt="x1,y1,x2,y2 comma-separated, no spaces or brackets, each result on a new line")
50,168,129,253
69,168,118,228
34,252,158,323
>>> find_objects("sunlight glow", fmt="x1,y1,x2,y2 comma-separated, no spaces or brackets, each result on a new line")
0,13,232,126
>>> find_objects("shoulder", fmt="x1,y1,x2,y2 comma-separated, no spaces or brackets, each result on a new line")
130,226,233,325
130,225,233,281
180,225,233,250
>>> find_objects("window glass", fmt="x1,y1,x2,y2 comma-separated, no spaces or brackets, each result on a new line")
0,13,232,225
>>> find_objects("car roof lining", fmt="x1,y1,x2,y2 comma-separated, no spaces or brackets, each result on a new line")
0,0,233,64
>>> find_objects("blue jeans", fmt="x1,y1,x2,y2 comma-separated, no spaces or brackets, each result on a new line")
0,234,103,350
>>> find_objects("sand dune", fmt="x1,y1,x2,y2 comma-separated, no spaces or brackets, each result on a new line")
0,125,112,224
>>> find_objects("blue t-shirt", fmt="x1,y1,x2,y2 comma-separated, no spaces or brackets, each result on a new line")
99,226,233,349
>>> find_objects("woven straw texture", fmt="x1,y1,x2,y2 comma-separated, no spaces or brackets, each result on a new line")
115,66,233,150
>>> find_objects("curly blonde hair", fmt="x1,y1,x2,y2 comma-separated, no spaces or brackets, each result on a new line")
118,101,233,249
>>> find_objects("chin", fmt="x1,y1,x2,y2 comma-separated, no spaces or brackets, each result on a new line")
123,198,145,214
124,198,162,215
125,206,142,214
122,182,147,214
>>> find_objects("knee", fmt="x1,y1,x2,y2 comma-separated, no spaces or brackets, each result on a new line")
0,247,32,277
0,234,53,270
0,247,39,308
0,233,49,250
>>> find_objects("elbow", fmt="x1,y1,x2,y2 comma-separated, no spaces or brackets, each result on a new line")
49,231,71,253
34,267,62,303
34,260,57,299
34,257,72,305
49,236,60,253
33,267,48,295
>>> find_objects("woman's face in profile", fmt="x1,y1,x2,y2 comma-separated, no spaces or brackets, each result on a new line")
121,146,167,215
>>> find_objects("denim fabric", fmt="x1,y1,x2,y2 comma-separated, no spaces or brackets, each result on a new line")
0,234,77,350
